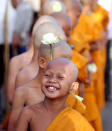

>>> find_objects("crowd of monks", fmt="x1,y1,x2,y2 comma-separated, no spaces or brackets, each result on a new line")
0,0,109,130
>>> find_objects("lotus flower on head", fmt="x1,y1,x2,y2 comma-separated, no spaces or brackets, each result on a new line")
41,33,59,61
41,33,59,45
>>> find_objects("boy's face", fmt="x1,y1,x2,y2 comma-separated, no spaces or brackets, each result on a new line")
62,22,72,42
68,4,82,27
89,0,97,11
42,63,73,99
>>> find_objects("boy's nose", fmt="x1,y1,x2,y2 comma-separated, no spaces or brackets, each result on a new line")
49,77,57,83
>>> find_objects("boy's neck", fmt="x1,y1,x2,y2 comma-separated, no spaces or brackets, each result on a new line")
28,43,34,53
36,68,45,82
43,96,68,113
83,5,92,15
31,47,39,63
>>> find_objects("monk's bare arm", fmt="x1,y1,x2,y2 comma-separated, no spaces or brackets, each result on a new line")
15,70,28,88
8,88,26,131
15,73,24,89
7,58,20,104
14,108,31,131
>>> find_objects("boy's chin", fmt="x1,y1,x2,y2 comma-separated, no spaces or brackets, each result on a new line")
44,92,61,100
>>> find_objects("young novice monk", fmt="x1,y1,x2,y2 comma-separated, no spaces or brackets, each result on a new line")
8,15,58,104
51,12,72,42
7,28,34,105
50,12,89,97
42,0,82,27
15,20,66,88
15,58,94,131
8,33,72,131
60,0,82,27
72,0,108,130
42,0,87,105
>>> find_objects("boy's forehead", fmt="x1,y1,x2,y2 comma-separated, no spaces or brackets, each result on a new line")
46,62,68,73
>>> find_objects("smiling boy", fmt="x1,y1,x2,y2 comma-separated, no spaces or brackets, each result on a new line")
15,58,94,131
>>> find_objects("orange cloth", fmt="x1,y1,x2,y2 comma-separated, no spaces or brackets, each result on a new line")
70,13,100,46
72,50,89,83
81,4,109,110
66,93,86,115
91,5,108,109
1,112,10,130
70,5,108,130
72,50,88,70
70,27,90,52
84,74,103,131
70,5,108,46
47,107,94,131
92,5,109,33
91,48,106,109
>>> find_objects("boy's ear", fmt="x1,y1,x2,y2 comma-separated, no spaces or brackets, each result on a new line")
39,57,47,69
69,82,79,93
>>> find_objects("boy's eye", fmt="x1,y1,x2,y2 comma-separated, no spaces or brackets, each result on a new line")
58,76,64,79
44,74,50,77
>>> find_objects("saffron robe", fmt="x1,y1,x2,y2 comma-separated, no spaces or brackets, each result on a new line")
47,107,95,131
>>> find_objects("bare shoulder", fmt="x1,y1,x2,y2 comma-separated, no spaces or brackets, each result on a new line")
9,56,20,69
9,55,25,71
15,66,31,88
17,65,30,78
10,51,30,70
23,103,43,115
15,80,35,98
18,106,33,120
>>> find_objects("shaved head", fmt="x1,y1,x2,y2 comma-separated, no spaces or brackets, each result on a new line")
42,0,66,15
38,38,72,60
47,58,78,81
80,0,97,10
80,0,97,5
51,12,72,28
34,22,66,48
51,12,72,42
60,0,81,10
32,15,59,38
59,0,82,27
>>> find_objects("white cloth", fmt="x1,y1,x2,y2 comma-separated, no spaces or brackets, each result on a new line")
27,0,41,11
14,1,33,34
14,1,33,45
98,0,112,40
0,0,16,44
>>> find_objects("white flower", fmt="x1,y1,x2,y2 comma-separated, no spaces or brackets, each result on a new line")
52,1,62,12
41,33,59,45
87,63,97,73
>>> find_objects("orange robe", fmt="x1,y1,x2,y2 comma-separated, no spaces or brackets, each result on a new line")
66,93,86,115
47,107,94,131
1,95,85,130
90,4,109,109
72,50,88,83
70,6,106,130
84,74,102,131
0,112,10,130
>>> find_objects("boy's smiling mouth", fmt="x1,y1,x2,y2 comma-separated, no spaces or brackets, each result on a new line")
45,84,60,92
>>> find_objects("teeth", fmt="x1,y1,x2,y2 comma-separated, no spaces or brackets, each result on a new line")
48,86,56,91
49,87,54,89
